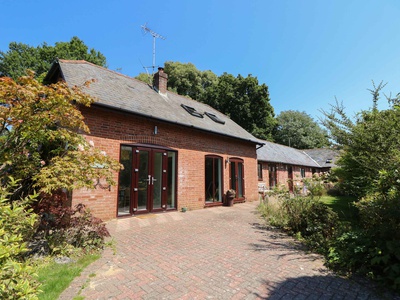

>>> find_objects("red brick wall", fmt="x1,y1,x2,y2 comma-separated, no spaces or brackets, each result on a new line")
71,105,258,220
258,162,314,192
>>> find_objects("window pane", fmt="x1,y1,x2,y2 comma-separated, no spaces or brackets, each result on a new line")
230,161,236,190
118,146,132,216
215,158,222,201
138,151,149,210
205,157,214,202
167,152,176,208
238,162,244,197
205,156,223,203
152,152,163,208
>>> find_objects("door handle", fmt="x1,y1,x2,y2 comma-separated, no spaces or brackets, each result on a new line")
151,177,157,185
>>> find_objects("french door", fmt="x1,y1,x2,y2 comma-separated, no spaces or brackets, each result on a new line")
118,145,176,216
230,158,245,200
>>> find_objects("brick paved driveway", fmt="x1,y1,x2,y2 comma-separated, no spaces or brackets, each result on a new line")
59,201,393,299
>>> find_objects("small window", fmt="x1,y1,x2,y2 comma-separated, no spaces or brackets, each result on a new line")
181,104,203,118
300,168,306,178
205,112,225,124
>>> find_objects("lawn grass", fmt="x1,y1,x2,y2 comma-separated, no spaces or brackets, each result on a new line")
37,253,100,300
320,195,358,223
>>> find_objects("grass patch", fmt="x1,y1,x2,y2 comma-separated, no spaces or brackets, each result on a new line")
320,195,358,223
37,253,100,300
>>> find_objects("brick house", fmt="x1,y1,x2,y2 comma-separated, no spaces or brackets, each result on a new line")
45,60,261,220
256,140,321,194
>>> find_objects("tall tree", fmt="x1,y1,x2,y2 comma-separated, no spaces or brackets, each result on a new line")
321,83,400,197
203,73,276,140
273,110,330,149
164,61,218,100
0,37,107,80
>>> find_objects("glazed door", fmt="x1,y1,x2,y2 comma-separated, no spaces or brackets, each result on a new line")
118,146,176,216
230,159,245,200
135,147,165,213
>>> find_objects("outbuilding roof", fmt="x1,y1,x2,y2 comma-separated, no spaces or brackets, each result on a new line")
303,148,340,168
44,60,261,145
257,140,320,168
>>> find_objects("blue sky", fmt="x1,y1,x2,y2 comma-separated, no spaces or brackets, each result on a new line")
2,0,400,121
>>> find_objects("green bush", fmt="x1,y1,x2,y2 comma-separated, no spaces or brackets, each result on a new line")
303,176,325,199
0,180,40,299
259,186,340,255
299,201,339,254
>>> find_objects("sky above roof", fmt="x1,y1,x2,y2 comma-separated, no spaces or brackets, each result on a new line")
2,0,399,121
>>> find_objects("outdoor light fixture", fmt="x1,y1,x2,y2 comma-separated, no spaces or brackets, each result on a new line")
154,126,158,135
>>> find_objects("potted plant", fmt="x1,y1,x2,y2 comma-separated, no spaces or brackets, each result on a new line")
225,189,236,207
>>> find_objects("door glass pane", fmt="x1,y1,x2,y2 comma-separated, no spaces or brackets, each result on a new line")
230,161,236,191
206,157,222,203
152,152,163,209
214,158,222,201
138,151,149,210
167,152,176,208
118,146,132,216
205,157,214,203
238,162,244,197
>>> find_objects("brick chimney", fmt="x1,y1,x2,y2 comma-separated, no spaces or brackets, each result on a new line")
153,67,168,94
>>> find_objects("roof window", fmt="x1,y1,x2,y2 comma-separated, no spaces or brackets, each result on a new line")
205,112,225,124
181,104,203,118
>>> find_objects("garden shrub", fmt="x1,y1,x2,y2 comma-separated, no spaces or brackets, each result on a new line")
355,193,400,289
303,175,325,199
260,184,340,255
0,180,40,299
299,201,339,254
33,192,110,255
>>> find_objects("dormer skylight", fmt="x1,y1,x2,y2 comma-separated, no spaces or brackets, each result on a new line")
205,112,225,124
181,104,203,118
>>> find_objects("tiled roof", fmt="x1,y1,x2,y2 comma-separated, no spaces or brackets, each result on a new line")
303,148,340,168
45,60,261,145
257,140,320,168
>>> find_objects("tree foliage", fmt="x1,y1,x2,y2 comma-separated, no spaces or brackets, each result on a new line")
0,179,40,299
321,82,400,197
136,61,276,140
273,110,330,149
0,72,121,198
0,37,107,80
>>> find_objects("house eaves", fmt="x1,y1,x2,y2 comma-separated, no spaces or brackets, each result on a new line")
45,60,262,146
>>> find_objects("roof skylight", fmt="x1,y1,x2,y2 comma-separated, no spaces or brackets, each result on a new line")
181,104,203,118
205,112,225,124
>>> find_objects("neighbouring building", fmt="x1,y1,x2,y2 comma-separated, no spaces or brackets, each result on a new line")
45,60,262,220
303,148,339,172
256,140,322,194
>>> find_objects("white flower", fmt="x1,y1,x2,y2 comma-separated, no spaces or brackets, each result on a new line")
89,140,95,147
100,151,107,156
77,144,84,151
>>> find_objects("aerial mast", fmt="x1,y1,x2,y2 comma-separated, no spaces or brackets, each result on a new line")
141,24,166,74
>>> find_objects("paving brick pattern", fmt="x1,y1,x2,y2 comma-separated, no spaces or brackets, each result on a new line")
59,202,396,299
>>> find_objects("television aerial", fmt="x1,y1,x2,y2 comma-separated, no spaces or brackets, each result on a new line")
141,23,166,74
